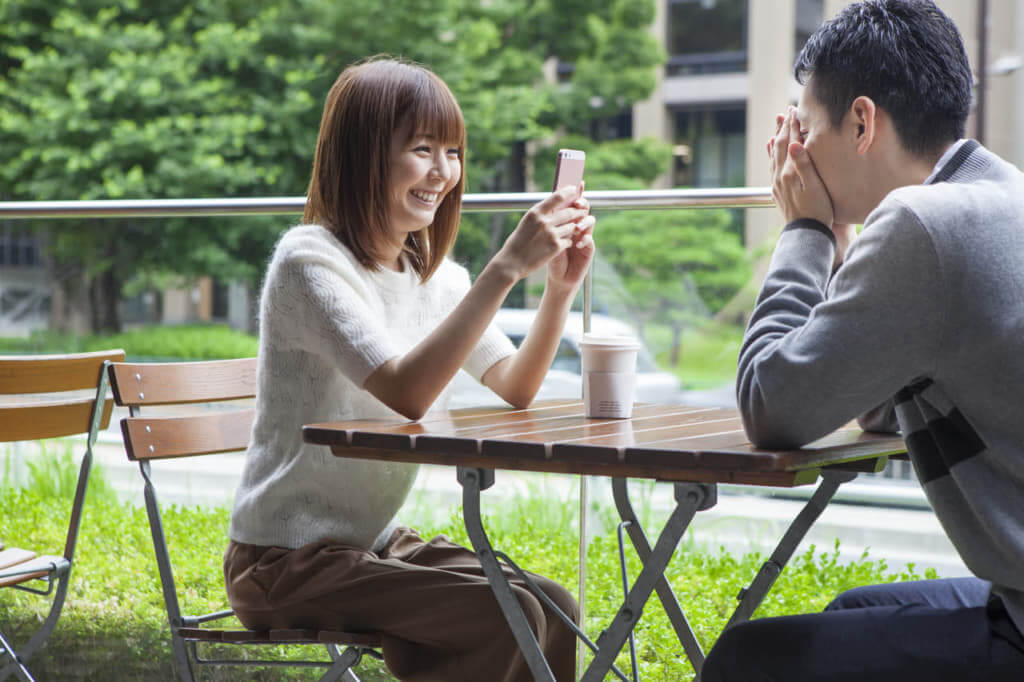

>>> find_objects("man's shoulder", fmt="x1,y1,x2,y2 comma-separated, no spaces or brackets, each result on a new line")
881,146,1023,222
875,174,1012,229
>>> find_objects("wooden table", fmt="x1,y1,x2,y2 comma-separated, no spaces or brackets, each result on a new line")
304,400,907,681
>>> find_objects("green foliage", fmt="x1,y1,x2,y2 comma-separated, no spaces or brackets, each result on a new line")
533,135,674,192
1,0,667,333
0,324,257,359
1,1,322,310
3,450,938,680
589,209,750,366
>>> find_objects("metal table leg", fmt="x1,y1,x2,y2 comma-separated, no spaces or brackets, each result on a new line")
457,467,556,682
611,478,715,673
723,470,857,631
581,481,716,682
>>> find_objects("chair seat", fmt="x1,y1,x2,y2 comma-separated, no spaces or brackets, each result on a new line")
176,627,382,648
0,549,67,588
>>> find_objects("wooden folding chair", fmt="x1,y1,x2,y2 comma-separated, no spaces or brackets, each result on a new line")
107,358,382,682
0,349,126,682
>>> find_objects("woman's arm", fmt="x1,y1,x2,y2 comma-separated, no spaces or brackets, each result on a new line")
363,185,593,420
482,213,595,407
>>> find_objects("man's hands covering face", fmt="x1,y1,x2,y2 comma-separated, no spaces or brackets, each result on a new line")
769,108,856,269
769,108,834,226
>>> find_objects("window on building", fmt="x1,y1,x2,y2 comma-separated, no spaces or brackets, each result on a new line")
667,0,748,76
672,106,746,188
590,109,634,141
0,227,41,268
795,0,824,55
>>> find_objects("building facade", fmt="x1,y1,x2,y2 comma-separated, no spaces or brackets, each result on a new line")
632,0,1024,250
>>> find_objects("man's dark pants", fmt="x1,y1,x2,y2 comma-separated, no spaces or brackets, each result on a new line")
701,577,1024,681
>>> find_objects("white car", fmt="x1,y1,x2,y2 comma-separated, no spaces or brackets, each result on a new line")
446,308,684,408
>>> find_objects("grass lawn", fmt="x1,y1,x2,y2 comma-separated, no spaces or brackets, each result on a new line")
2,445,936,680
644,319,744,391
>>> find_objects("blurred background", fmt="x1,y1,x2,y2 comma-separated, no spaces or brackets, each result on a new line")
3,0,1022,575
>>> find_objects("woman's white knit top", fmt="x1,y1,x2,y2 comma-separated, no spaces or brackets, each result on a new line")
228,224,515,551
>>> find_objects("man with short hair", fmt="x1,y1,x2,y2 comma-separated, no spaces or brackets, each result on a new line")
701,1,1024,680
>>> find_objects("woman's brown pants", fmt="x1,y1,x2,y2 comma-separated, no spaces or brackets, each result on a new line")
224,527,578,682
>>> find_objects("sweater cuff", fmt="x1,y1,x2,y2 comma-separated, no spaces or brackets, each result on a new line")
783,218,836,247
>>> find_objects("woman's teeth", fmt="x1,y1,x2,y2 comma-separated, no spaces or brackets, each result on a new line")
410,190,438,204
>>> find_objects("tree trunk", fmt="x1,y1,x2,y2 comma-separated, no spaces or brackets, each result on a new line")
88,268,122,334
669,324,682,367
48,263,91,335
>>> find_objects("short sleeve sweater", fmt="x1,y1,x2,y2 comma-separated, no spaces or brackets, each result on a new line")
228,224,516,551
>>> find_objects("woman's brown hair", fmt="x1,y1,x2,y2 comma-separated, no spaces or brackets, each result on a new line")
304,57,466,282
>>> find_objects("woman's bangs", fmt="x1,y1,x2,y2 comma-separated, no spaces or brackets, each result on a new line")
412,78,465,149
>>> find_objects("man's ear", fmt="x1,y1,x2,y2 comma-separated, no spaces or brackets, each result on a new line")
850,96,877,154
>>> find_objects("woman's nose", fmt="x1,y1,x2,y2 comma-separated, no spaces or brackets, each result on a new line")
430,154,453,181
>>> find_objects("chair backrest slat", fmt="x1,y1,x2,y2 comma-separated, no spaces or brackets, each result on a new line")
0,350,127,395
121,409,255,460
0,399,115,442
108,358,257,406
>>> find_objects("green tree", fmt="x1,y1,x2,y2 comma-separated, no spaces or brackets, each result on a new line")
594,209,750,366
1,0,328,331
1,0,666,331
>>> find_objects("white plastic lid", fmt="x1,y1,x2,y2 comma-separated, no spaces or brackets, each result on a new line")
579,333,641,350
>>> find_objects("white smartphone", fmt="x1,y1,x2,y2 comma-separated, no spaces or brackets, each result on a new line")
552,148,586,192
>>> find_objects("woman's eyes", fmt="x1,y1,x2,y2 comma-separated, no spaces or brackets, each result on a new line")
412,144,461,157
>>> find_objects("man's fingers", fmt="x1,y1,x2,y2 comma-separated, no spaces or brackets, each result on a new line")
789,106,802,144
787,142,820,193
773,112,792,170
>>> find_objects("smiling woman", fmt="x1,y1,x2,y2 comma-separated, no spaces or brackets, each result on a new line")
303,58,467,280
384,126,463,265
224,56,598,682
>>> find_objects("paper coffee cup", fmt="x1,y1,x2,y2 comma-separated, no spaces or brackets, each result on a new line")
579,334,640,419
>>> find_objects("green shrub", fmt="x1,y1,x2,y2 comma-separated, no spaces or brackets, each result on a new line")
0,324,257,360
1,448,936,680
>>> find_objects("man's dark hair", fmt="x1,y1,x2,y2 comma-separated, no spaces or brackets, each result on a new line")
795,0,972,158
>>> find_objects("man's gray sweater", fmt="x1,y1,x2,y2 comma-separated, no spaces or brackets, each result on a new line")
737,140,1024,635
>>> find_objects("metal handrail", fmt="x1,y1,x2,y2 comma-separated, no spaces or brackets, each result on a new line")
0,188,773,219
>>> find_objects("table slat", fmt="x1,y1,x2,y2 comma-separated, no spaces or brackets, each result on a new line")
307,400,906,484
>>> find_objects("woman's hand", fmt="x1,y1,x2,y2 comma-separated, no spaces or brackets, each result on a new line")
546,191,595,296
492,183,593,282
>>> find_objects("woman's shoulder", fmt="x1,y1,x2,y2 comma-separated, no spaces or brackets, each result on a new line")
272,224,360,268
431,256,473,291
274,223,342,253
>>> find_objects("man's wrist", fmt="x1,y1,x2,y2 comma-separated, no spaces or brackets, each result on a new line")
783,218,836,248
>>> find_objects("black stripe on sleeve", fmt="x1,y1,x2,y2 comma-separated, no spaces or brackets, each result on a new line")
906,430,949,484
782,218,836,247
931,409,987,467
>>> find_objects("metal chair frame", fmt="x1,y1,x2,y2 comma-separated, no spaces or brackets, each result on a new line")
0,350,124,682
107,359,381,682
